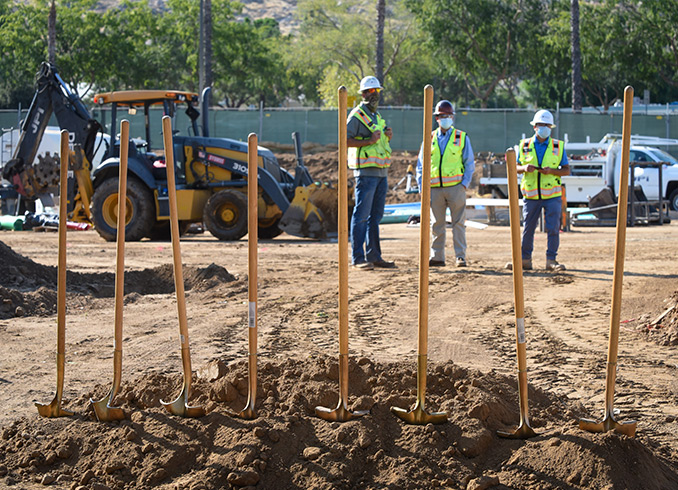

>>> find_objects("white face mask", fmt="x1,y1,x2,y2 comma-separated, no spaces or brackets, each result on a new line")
535,126,551,139
438,117,453,130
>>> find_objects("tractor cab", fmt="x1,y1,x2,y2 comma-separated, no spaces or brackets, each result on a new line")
93,90,200,178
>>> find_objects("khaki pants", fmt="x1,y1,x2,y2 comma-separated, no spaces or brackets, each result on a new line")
430,184,466,262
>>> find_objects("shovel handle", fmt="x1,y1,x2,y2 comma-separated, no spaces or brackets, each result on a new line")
57,130,69,357
338,87,349,356
161,116,193,378
418,85,434,356
247,133,258,355
114,120,129,351
607,86,633,366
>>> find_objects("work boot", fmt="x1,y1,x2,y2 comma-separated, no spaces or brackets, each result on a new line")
455,257,467,267
371,260,396,269
352,262,374,270
546,259,566,271
429,259,445,267
504,259,532,271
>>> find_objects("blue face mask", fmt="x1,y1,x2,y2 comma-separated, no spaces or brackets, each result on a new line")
438,117,453,130
535,126,551,139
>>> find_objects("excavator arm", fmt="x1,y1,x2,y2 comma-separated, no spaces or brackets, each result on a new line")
1,62,102,205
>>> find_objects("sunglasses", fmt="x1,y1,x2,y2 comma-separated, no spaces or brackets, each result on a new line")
363,88,381,94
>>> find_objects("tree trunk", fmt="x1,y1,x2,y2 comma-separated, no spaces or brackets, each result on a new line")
199,0,213,92
48,0,56,65
571,0,583,112
376,0,385,84
204,0,213,90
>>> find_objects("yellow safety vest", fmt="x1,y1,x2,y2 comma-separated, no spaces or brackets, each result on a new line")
430,127,466,187
347,105,392,169
519,137,564,199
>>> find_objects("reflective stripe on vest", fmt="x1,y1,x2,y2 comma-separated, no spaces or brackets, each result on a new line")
519,137,564,199
430,128,466,187
347,105,392,169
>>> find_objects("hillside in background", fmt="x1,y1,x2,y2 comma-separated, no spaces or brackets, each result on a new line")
96,0,300,34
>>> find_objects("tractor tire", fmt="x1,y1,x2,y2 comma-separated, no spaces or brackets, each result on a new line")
91,176,156,242
258,218,283,239
203,190,248,240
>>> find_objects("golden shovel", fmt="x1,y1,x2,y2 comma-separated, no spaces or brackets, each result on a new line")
228,133,260,420
390,85,447,425
90,120,130,422
315,86,368,422
36,130,74,418
497,147,536,439
160,116,205,418
579,86,637,437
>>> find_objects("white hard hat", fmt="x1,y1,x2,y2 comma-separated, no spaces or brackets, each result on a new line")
359,76,383,93
530,109,555,127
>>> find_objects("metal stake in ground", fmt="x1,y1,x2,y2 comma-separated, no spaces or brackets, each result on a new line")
497,148,537,439
91,120,130,422
579,86,637,437
160,116,205,418
315,86,369,422
36,130,74,418
390,85,447,425
229,133,259,420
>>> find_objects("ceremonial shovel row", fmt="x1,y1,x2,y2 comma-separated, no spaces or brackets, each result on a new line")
36,86,638,438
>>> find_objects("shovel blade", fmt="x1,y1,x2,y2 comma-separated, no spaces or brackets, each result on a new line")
579,417,637,437
390,405,447,425
90,397,126,422
35,399,73,418
497,423,537,439
315,404,369,422
161,386,205,418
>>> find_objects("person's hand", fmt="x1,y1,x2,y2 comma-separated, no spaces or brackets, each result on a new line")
540,167,553,175
370,130,382,144
384,127,393,140
525,164,536,173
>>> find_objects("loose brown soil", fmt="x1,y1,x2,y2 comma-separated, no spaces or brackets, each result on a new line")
0,151,677,489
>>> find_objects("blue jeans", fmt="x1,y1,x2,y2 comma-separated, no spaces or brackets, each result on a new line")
522,197,561,261
351,176,388,264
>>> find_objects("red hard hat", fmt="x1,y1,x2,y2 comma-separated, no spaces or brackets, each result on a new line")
434,100,454,116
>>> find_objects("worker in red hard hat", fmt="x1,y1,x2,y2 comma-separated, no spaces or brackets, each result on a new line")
346,76,395,270
507,109,570,272
416,99,475,267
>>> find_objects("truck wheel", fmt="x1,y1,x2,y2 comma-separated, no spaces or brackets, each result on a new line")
91,176,155,242
258,218,283,239
203,190,248,240
670,189,678,211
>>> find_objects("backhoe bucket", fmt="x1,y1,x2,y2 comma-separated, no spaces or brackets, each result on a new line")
279,184,339,239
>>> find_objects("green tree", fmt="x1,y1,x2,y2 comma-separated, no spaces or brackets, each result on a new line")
213,18,293,107
630,0,678,101
0,1,49,107
408,0,547,108
293,0,426,106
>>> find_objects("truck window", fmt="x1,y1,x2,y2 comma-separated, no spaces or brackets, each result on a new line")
647,149,678,165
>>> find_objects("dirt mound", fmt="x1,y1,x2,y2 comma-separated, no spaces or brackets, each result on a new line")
634,291,678,346
276,150,490,208
0,240,236,319
2,357,675,490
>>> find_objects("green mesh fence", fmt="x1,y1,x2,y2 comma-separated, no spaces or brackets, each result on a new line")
3,107,678,157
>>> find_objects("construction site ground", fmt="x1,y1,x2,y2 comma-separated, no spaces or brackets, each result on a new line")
1,151,678,489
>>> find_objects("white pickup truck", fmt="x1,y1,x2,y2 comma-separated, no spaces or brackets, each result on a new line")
479,134,678,210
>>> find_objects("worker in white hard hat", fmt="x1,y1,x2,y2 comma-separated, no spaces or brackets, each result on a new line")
346,75,395,269
507,109,570,272
415,100,475,267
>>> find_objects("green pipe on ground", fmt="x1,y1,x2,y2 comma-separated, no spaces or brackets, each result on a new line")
0,215,24,231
